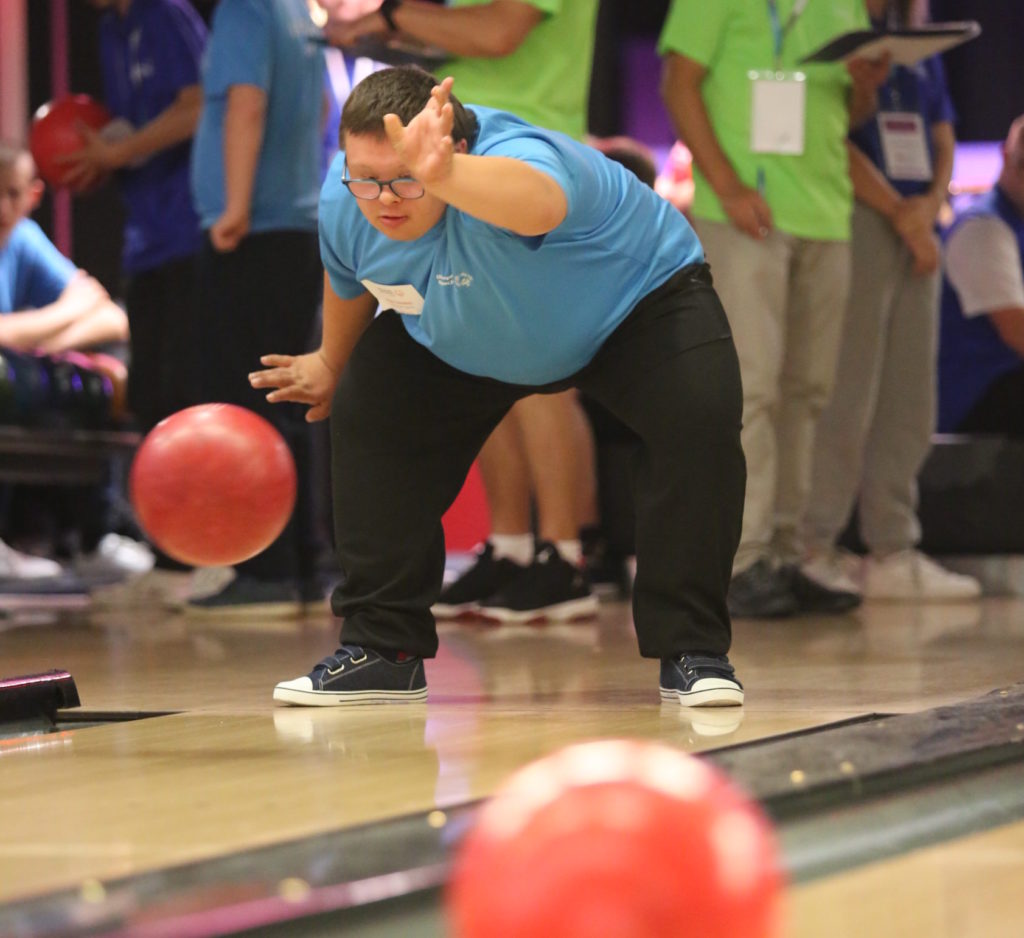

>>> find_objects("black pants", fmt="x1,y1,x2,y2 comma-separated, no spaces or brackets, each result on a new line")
955,366,1024,438
124,253,203,433
197,230,324,582
330,264,746,659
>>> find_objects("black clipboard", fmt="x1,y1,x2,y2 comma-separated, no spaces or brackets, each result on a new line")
799,21,981,67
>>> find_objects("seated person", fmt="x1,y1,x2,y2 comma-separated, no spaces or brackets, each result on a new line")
0,141,150,580
939,115,1024,437
1,144,128,353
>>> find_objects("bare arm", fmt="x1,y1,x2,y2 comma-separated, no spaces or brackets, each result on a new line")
847,139,901,219
893,121,955,235
327,0,544,58
318,276,379,375
38,303,130,354
210,84,267,252
660,52,772,239
847,141,939,275
0,275,126,352
429,154,567,236
59,86,203,192
249,275,378,422
989,308,1024,359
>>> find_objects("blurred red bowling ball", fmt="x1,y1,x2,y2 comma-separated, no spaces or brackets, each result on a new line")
29,95,112,189
448,739,783,938
130,404,297,567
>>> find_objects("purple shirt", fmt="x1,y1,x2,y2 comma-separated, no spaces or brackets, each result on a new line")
98,0,207,273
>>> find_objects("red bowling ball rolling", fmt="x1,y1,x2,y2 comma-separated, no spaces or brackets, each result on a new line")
130,404,297,567
448,740,783,938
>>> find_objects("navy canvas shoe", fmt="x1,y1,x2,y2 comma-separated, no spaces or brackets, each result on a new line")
273,645,427,706
659,653,744,707
185,575,303,619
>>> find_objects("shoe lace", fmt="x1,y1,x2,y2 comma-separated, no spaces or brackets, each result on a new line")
315,645,368,673
675,654,735,678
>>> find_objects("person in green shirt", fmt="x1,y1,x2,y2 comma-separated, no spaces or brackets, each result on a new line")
659,0,888,619
327,0,605,623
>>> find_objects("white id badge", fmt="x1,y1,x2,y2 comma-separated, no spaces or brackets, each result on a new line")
877,112,932,182
749,71,806,155
360,279,425,315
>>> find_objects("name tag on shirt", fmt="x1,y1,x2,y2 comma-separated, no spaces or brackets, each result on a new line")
877,112,932,182
361,279,425,315
750,71,806,156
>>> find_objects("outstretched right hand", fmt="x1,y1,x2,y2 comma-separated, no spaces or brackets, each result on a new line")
249,351,338,422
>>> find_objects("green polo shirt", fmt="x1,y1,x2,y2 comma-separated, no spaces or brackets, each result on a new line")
658,0,868,240
439,0,599,140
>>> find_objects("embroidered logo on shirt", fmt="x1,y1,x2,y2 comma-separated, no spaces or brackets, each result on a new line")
435,273,474,287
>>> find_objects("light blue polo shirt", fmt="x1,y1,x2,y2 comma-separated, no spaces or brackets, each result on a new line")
319,107,704,385
191,0,324,232
0,220,77,313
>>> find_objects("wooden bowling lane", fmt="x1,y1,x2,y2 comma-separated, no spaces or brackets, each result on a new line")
0,593,1022,909
789,818,1024,937
0,701,850,904
0,594,1012,715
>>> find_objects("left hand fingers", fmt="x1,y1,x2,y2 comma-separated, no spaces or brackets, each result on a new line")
249,366,294,389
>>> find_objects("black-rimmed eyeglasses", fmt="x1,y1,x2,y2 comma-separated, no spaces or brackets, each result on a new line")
342,163,425,200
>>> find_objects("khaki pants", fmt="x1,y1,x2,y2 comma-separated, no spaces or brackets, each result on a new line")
805,203,940,555
695,219,851,573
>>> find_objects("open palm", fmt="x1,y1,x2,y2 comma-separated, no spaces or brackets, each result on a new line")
383,77,456,186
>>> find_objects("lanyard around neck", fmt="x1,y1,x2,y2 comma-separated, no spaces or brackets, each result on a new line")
767,0,809,66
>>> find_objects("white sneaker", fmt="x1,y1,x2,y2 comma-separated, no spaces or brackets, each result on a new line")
0,538,63,579
89,565,235,610
73,534,155,579
801,547,862,596
90,569,192,609
863,550,982,602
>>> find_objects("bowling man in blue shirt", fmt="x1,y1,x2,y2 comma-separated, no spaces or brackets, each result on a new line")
252,67,747,709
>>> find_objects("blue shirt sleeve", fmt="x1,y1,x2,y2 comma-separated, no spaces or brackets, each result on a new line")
203,0,273,97
2,220,77,311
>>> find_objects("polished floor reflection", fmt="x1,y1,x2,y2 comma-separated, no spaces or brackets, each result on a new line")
0,592,1021,934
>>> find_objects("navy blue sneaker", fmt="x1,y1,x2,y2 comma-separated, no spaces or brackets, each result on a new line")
659,654,744,707
185,575,303,619
273,645,427,706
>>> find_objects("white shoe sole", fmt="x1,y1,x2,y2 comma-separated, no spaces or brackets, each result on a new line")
863,586,982,602
659,684,745,707
478,595,599,623
273,685,428,706
185,601,305,620
431,602,479,619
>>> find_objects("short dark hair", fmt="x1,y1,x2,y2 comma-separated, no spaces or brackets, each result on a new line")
603,147,657,189
340,66,478,148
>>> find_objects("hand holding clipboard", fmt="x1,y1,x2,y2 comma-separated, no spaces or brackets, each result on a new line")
800,21,981,67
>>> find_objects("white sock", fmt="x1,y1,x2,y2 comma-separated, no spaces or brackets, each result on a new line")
554,539,583,566
489,534,533,566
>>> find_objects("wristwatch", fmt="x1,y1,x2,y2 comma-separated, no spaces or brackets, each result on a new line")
379,0,401,32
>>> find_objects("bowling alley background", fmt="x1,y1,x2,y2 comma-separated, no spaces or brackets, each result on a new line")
4,0,1024,305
